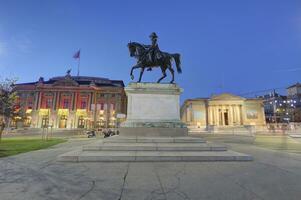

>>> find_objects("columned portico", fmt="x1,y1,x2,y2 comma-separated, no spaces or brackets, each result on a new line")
207,104,243,126
181,93,266,131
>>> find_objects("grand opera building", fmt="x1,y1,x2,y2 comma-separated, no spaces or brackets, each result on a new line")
13,73,126,129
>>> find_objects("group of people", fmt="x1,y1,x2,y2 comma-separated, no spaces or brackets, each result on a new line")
86,129,119,138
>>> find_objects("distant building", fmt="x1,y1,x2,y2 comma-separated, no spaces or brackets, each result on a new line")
287,82,301,96
286,83,301,122
260,90,288,123
181,93,266,132
13,74,126,129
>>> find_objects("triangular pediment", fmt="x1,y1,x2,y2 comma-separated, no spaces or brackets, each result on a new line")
210,93,245,101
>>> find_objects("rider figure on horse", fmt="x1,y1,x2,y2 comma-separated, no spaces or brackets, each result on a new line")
144,32,162,71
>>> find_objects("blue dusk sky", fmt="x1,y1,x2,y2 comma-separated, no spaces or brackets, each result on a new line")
0,0,301,101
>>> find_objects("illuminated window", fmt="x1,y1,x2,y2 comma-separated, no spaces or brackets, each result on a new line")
46,99,52,108
63,99,69,109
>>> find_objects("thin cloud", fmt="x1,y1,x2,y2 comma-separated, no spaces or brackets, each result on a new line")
274,68,301,72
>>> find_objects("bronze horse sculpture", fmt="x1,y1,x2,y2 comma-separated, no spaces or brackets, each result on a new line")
127,42,182,83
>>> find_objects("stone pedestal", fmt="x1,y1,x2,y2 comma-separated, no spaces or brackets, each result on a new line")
120,82,187,136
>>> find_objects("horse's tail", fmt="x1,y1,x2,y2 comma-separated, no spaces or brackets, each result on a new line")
171,53,182,73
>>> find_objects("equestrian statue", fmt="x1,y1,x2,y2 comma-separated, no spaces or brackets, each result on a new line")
127,32,182,83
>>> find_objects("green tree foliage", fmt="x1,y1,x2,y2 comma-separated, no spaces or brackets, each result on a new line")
0,78,18,141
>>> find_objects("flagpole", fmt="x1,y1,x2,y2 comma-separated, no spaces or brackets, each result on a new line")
77,56,80,76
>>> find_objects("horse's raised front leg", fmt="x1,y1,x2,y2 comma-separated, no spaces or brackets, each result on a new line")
157,67,167,83
138,67,145,82
130,65,140,80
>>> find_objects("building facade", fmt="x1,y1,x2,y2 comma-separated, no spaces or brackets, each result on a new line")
13,74,126,129
286,83,301,122
181,93,266,131
261,91,288,123
261,84,301,123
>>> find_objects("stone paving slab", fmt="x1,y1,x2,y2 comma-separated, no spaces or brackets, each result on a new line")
57,150,252,162
83,142,227,151
2,136,301,199
103,136,206,143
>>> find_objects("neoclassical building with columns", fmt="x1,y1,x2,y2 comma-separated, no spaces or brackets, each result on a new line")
181,93,266,131
13,74,126,129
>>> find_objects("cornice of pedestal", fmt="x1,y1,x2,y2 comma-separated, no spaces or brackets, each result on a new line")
125,82,183,95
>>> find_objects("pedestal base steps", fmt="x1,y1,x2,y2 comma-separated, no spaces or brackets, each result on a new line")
57,136,253,162
119,127,188,137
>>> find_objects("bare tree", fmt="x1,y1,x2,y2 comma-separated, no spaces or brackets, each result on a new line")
0,78,17,142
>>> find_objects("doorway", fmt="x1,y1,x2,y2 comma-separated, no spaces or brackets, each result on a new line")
78,116,85,128
59,115,67,128
41,116,49,128
224,112,229,126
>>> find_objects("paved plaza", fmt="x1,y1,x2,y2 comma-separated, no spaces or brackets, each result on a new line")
1,136,301,200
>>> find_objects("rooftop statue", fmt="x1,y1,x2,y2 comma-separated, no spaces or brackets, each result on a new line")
127,32,182,83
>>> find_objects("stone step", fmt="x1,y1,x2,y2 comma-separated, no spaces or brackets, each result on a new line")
57,150,253,162
83,142,227,151
103,136,206,143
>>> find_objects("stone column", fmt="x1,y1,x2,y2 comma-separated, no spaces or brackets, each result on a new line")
207,106,210,125
215,106,219,126
236,106,241,125
190,104,194,123
208,106,211,125
229,105,234,125
240,105,244,125
233,105,237,125
56,92,60,110
221,106,225,126
37,91,42,110
211,106,215,125
34,92,39,111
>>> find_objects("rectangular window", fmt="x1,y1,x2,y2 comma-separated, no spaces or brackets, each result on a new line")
81,101,87,109
46,99,52,109
100,103,104,110
63,99,69,109
111,103,115,110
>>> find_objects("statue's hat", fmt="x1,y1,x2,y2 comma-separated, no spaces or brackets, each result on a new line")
149,32,158,39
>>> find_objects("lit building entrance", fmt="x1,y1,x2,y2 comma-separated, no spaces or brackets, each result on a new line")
41,116,49,128
59,115,67,128
78,116,85,128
